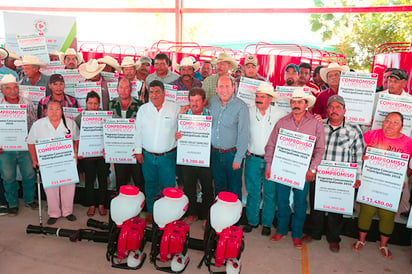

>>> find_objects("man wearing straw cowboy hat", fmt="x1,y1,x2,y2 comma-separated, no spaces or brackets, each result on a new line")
121,56,139,82
3,49,23,80
60,48,83,69
79,59,110,110
146,53,179,86
243,82,286,236
264,88,325,249
16,55,51,96
97,55,121,73
0,48,18,80
170,56,202,91
49,50,61,62
0,75,38,216
135,56,152,103
203,53,237,102
312,62,349,119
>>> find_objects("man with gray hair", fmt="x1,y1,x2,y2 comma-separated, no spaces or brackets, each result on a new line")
0,75,37,216
16,55,51,96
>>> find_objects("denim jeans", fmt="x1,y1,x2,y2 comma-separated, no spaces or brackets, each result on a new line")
245,154,276,227
0,175,8,206
142,150,176,213
0,151,35,208
276,181,310,239
211,150,243,200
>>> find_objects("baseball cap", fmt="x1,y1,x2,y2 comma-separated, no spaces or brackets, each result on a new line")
244,55,258,66
285,63,299,73
327,95,345,107
138,56,152,65
49,74,65,83
389,69,408,80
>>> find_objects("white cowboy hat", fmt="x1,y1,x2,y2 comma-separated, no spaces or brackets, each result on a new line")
98,55,121,72
14,55,47,67
174,56,200,72
0,74,17,85
0,48,9,60
216,53,238,70
59,48,83,64
320,62,350,82
256,82,280,102
49,50,60,56
285,88,316,108
79,59,105,79
6,50,21,61
121,56,139,68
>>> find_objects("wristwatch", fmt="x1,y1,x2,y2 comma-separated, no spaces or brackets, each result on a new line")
310,169,317,174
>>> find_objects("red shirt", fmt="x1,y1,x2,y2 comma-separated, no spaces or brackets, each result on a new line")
312,88,338,119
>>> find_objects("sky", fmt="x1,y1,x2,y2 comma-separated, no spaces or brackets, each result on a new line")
0,1,375,51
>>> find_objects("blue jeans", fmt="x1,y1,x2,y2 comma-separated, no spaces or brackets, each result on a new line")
0,175,8,206
245,155,276,227
211,150,243,200
276,181,310,239
0,151,35,208
142,150,176,213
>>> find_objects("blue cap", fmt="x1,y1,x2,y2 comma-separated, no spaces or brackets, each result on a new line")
285,63,299,73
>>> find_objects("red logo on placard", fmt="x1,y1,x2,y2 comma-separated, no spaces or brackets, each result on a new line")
129,119,135,123
401,154,409,159
206,116,212,120
77,109,83,112
96,82,101,86
40,87,45,91
20,105,27,108
350,163,357,168
108,111,113,115
309,136,316,141
371,73,378,78
65,134,71,139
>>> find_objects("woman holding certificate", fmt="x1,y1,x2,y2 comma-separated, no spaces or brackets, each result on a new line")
352,112,412,259
27,100,80,225
75,91,110,217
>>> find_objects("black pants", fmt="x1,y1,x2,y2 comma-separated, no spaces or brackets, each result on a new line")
114,163,145,193
307,180,343,243
83,157,110,207
181,165,214,219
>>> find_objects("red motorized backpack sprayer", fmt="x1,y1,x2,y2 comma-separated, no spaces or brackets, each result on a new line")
150,187,190,273
198,192,244,274
107,185,147,269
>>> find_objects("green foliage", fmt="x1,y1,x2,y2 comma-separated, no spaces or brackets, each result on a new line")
309,0,412,70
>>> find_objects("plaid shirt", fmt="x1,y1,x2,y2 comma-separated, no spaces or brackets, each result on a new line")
170,77,202,91
37,94,80,119
323,119,365,179
185,108,210,115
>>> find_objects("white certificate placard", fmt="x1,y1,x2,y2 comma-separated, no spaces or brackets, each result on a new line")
177,114,212,167
338,72,377,125
100,71,120,83
407,210,412,229
35,135,79,189
314,160,357,215
63,107,83,120
237,77,269,107
275,86,311,113
75,82,103,109
52,69,85,94
107,81,141,101
176,90,189,106
78,111,113,158
372,93,412,136
0,104,28,151
19,85,46,108
356,147,409,212
270,128,316,190
103,119,136,164
16,34,49,64
164,84,178,103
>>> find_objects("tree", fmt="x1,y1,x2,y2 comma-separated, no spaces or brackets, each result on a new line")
309,0,412,70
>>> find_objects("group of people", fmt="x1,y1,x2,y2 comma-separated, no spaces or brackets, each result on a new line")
0,46,411,262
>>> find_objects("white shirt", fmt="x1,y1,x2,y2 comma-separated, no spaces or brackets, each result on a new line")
135,100,180,154
248,105,287,155
27,117,80,144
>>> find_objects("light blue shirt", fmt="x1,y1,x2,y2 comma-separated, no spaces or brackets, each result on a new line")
0,64,19,80
208,94,249,164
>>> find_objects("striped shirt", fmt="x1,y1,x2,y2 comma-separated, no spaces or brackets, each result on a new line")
323,119,365,178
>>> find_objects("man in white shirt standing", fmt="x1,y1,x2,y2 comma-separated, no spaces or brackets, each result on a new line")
134,80,180,221
243,83,287,236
